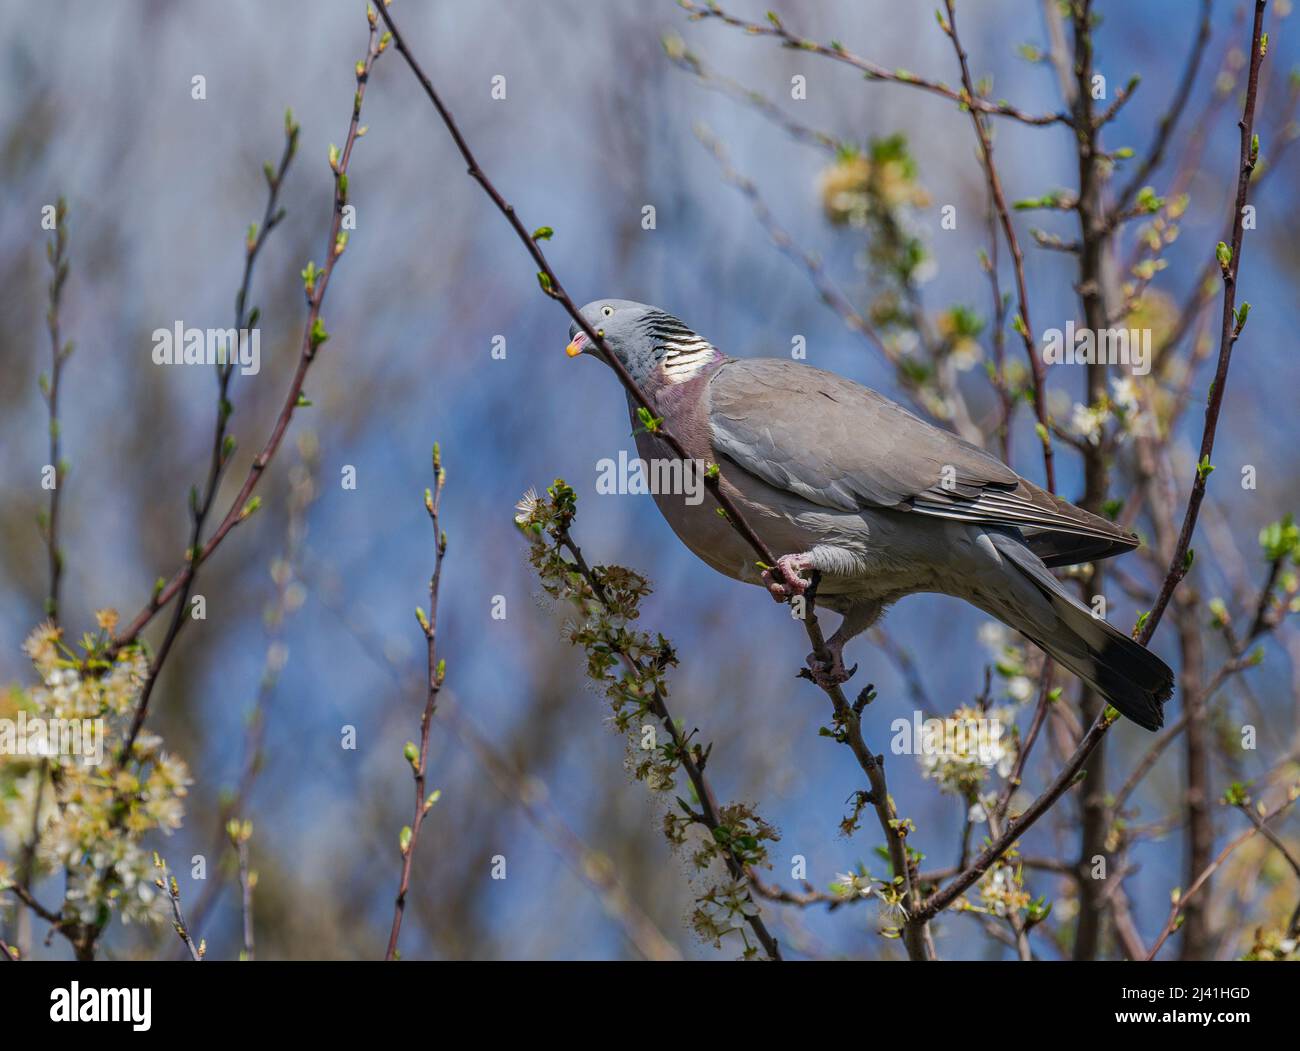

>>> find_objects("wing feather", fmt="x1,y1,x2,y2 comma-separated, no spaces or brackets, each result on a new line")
707,358,1137,567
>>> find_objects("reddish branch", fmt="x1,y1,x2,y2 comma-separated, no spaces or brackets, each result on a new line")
385,445,448,961
116,114,301,760
110,18,383,674
1139,0,1268,647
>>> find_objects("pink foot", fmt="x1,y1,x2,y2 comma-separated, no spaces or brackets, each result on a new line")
761,553,814,603
801,643,857,689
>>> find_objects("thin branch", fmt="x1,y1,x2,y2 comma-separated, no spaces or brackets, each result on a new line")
1114,553,1284,814
992,668,1054,825
1139,0,1268,646
939,1,1056,492
438,694,682,960
109,19,382,664
385,444,448,961
1111,0,1214,223
154,855,203,961
1147,787,1299,959
664,35,842,152
38,197,72,624
313,574,682,961
179,438,318,953
680,1,1068,126
1235,801,1300,883
913,711,1116,925
690,128,889,361
2,883,64,930
552,520,783,960
226,820,256,961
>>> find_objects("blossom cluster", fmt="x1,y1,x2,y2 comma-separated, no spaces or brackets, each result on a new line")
1,619,190,928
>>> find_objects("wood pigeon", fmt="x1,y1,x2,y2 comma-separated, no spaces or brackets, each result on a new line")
566,299,1173,730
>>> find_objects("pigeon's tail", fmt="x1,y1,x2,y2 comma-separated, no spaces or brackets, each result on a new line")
982,532,1173,731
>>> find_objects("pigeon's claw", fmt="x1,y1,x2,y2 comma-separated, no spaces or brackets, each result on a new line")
762,552,814,602
801,649,856,689
760,568,788,602
800,632,857,689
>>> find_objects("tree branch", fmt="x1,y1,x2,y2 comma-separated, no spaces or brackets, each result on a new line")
386,443,448,961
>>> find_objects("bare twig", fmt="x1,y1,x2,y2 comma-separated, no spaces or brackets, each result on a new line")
179,437,318,954
313,572,682,961
690,128,894,360
664,35,842,153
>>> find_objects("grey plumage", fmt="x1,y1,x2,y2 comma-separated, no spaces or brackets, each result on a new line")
567,299,1173,731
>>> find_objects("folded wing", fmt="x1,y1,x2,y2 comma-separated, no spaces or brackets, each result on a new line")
707,358,1137,567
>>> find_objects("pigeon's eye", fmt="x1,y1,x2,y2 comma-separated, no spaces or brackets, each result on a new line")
601,305,614,318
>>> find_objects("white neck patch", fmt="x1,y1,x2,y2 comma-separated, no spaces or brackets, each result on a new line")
658,337,716,383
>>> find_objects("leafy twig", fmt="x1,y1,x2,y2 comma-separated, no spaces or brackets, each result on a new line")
377,0,931,959
679,1,1068,126
226,819,256,961
38,196,72,623
385,444,448,961
110,14,384,666
1139,0,1268,646
1147,785,1300,959
939,0,1055,492
154,854,204,961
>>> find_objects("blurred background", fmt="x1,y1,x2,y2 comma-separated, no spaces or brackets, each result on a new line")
0,0,1296,960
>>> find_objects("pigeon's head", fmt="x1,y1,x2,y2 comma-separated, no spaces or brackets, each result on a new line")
567,299,720,385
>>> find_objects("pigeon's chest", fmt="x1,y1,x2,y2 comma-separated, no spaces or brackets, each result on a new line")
626,394,835,586
628,425,751,580
624,383,760,582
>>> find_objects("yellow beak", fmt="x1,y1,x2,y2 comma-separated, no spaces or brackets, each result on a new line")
565,339,584,357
